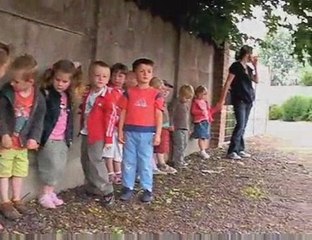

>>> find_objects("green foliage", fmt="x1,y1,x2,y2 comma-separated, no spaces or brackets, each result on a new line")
269,105,283,120
260,29,302,86
282,96,310,121
300,68,312,86
130,0,312,62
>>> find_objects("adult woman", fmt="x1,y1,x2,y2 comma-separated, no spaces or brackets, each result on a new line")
220,45,259,160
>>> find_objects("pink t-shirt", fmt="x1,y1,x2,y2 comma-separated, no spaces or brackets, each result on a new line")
50,93,68,140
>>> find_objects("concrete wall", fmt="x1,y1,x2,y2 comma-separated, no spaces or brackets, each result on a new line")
0,0,219,199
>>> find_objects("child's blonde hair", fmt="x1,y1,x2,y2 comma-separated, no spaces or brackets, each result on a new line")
179,84,194,99
10,54,38,81
149,77,163,89
41,60,83,95
194,85,208,98
0,43,10,66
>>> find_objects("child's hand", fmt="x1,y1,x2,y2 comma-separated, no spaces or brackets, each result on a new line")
27,139,39,150
153,134,161,146
1,134,12,149
118,131,125,144
104,143,113,149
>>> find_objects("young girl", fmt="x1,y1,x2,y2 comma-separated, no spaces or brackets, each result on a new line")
103,63,128,184
37,60,82,208
172,85,194,169
191,86,221,159
0,42,11,230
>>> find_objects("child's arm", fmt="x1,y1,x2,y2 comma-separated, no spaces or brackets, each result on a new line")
118,109,126,144
104,102,117,148
154,108,163,146
191,101,203,116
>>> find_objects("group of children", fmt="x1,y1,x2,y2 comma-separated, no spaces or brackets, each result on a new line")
0,43,223,229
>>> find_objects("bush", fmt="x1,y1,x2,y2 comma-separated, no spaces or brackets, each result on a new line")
282,96,310,121
269,105,283,120
301,69,312,86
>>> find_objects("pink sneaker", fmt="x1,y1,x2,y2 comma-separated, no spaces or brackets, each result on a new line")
39,194,56,209
50,192,64,206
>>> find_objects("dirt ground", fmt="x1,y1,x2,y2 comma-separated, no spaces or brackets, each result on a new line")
1,121,311,234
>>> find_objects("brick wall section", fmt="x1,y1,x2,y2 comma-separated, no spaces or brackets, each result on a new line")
210,43,230,147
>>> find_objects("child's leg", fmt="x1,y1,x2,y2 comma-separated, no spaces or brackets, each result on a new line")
0,178,9,203
106,158,115,182
11,177,22,201
198,139,209,151
172,130,188,167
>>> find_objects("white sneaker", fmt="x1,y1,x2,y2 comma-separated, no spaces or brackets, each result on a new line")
227,152,242,160
200,151,210,159
239,151,251,158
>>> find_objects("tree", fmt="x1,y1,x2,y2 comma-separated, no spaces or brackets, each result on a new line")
130,0,312,62
260,29,302,86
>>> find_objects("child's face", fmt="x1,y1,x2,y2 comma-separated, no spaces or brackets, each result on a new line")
161,85,171,99
10,70,34,92
89,66,110,90
135,64,153,85
0,60,10,79
111,71,126,88
197,90,208,100
125,72,137,88
53,71,72,93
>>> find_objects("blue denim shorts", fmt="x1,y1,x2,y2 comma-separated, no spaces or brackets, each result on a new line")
192,120,210,139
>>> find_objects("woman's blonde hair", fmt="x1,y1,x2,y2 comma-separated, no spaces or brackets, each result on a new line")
179,84,194,99
149,77,163,89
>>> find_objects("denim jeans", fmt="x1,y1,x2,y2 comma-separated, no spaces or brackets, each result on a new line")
227,101,253,154
122,131,154,192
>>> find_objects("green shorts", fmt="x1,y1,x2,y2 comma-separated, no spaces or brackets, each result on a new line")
0,149,28,178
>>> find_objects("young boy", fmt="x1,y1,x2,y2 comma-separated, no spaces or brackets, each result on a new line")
171,85,194,168
118,58,163,203
80,61,116,206
103,63,128,184
0,54,46,220
150,77,177,174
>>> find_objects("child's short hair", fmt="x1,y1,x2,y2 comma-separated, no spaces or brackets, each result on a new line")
149,77,163,89
0,43,10,66
111,63,128,75
179,84,194,99
41,59,82,91
88,60,110,74
11,54,38,81
194,85,208,97
132,58,154,71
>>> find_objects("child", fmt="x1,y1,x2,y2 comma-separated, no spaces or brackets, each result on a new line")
171,85,194,168
0,43,11,79
36,60,82,208
0,54,46,220
103,63,128,184
118,58,163,203
80,61,116,206
191,85,221,159
150,77,176,174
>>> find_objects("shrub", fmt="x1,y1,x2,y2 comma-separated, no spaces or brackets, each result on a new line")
301,69,312,86
282,96,310,121
269,105,283,120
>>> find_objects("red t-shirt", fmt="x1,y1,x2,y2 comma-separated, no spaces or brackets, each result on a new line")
118,87,164,132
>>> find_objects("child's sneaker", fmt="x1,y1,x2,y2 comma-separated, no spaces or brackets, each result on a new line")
239,151,251,158
114,173,122,185
140,190,153,203
12,200,32,214
102,192,115,207
50,192,64,206
200,151,210,159
0,201,22,220
39,194,56,209
227,152,242,160
108,173,115,183
120,187,133,201
158,164,177,174
153,168,167,175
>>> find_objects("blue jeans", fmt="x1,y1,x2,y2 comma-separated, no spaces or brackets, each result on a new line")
228,101,253,154
122,131,154,192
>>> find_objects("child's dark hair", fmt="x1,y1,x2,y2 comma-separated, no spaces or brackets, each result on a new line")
132,58,154,71
11,54,38,81
88,60,110,75
111,63,128,75
41,60,82,93
235,45,253,61
0,43,10,66
194,85,208,98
